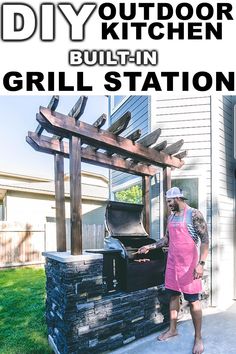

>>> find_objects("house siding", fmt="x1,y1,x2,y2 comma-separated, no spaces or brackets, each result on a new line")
5,191,107,225
153,96,212,228
110,95,212,241
152,95,212,215
212,96,236,308
110,96,149,189
152,95,212,286
110,95,236,308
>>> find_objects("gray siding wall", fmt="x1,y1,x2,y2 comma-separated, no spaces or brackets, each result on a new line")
110,96,149,189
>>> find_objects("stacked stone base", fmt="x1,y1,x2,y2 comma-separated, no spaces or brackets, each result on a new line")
44,252,209,354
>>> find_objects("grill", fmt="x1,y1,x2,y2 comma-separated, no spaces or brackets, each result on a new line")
103,201,167,292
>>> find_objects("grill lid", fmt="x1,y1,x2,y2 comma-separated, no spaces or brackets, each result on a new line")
105,201,148,237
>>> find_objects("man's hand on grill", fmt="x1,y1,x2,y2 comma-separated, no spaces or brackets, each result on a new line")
135,245,151,255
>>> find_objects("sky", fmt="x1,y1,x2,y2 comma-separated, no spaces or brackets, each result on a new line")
0,95,109,179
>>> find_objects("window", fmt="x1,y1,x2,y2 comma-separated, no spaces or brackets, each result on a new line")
172,177,199,209
114,96,126,107
171,173,207,220
110,96,128,114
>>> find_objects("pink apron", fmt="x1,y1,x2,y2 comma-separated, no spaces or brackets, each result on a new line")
165,207,202,294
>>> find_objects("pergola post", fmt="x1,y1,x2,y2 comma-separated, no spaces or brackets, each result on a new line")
69,135,82,255
142,175,150,235
54,153,66,251
163,167,171,232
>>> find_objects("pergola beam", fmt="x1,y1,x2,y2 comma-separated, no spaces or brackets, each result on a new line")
26,132,159,177
36,107,184,169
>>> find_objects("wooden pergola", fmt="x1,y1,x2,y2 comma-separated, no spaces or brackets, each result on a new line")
26,96,186,255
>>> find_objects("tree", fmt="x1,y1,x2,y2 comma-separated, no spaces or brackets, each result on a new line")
115,184,142,204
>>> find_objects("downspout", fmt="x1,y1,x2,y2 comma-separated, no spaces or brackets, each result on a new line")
210,96,220,307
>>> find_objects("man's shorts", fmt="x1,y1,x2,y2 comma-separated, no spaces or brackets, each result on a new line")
165,288,200,302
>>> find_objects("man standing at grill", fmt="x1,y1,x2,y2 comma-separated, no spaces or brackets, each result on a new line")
138,187,209,354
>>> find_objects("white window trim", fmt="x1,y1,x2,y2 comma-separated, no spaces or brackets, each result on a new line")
171,169,207,220
110,96,129,115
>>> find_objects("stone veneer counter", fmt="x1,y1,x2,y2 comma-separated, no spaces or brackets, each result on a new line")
43,252,208,354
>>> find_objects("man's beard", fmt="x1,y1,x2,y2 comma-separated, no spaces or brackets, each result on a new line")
170,201,180,212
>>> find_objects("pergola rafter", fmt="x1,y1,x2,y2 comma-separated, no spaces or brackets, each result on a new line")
36,107,185,169
26,96,187,255
26,132,160,177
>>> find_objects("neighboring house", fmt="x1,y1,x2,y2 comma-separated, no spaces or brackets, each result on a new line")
0,170,108,224
0,170,108,261
109,95,236,310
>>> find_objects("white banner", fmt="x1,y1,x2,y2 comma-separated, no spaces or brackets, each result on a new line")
0,0,235,94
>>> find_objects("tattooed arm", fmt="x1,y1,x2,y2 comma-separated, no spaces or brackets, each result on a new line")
138,229,169,254
192,209,209,278
192,209,209,245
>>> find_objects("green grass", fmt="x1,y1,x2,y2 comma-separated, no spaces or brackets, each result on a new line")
0,267,53,354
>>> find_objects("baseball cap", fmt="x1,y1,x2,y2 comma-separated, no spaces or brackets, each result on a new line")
166,187,188,200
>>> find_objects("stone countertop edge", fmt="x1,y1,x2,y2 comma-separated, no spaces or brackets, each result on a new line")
42,251,103,263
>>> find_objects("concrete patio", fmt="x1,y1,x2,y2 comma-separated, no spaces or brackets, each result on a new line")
112,302,236,354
